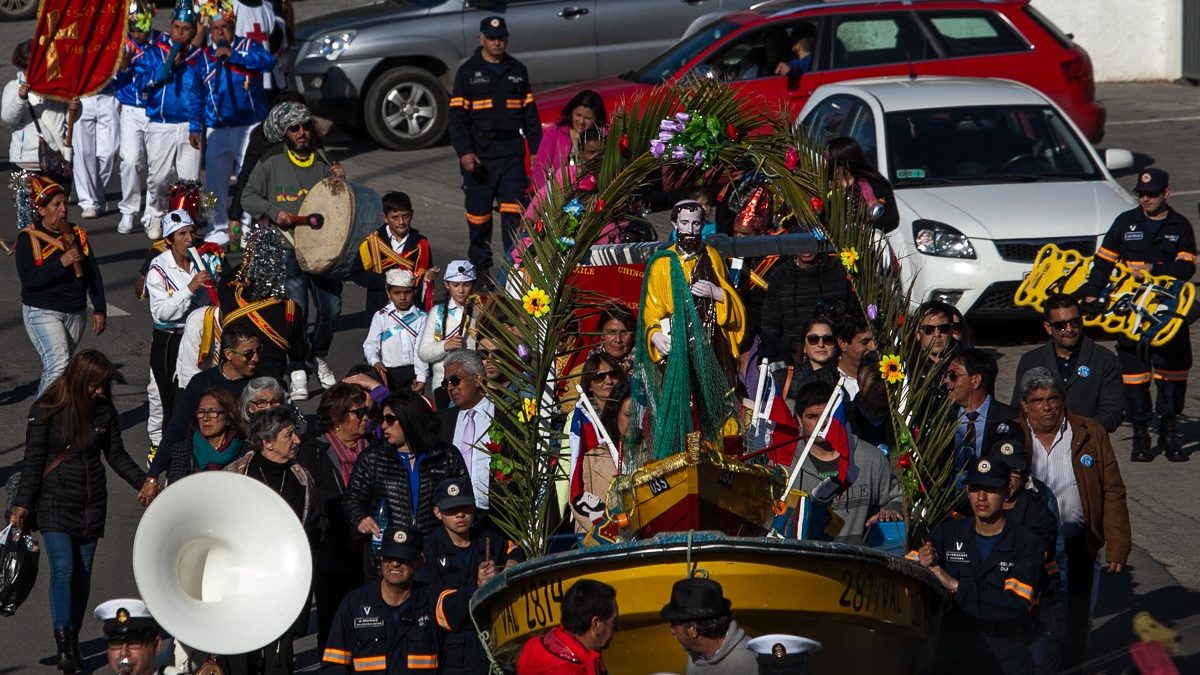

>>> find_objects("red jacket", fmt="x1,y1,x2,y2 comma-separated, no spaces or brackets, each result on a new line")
516,626,607,674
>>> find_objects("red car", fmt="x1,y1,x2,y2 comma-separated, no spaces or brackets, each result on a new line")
536,0,1105,143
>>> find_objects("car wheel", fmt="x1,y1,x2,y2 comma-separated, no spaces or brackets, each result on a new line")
0,0,37,21
363,66,447,151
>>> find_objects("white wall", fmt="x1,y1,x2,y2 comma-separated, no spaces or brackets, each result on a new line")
1031,0,1181,81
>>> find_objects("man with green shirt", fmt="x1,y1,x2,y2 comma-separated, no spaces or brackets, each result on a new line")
242,101,340,399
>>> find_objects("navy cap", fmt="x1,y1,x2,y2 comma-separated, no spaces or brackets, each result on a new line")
965,457,1010,489
1135,168,1168,195
434,477,476,511
988,437,1029,474
379,526,423,562
480,15,508,38
95,599,158,642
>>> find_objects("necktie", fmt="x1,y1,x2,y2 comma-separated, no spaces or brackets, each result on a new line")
958,411,980,471
461,409,476,462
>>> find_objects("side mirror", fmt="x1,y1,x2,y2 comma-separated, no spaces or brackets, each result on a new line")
1104,148,1134,171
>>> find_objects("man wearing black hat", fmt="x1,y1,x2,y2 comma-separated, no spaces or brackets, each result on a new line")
94,598,162,675
420,477,524,674
912,457,1043,675
321,525,479,674
1081,166,1196,461
448,15,542,286
661,577,757,674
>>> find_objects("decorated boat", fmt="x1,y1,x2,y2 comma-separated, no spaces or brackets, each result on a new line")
471,532,947,674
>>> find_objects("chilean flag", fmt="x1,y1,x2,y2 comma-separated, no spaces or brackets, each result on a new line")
818,387,858,492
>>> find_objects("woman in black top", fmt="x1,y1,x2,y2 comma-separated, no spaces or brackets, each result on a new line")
14,175,106,395
8,349,147,673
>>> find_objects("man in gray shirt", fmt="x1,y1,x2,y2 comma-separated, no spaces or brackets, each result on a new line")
661,577,758,675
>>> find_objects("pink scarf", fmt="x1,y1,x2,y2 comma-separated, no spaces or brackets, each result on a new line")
325,431,368,486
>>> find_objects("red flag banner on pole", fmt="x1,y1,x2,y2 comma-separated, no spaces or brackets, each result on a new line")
26,0,126,101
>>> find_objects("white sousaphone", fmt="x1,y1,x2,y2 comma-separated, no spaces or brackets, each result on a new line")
132,472,312,655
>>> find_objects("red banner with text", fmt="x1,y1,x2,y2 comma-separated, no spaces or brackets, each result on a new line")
26,0,125,100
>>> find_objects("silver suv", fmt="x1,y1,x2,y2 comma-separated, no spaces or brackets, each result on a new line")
288,0,756,150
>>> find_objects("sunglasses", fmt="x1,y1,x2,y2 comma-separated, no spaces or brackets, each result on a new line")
1049,317,1083,331
478,349,495,359
287,122,313,133
442,375,466,389
593,370,619,381
805,334,835,346
381,414,399,426
919,323,955,336
1135,190,1163,199
942,370,966,382
228,345,262,359
347,407,370,419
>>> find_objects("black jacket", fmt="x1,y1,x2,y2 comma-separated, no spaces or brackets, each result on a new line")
217,266,309,383
14,399,145,538
448,49,541,159
759,254,853,357
16,223,106,315
949,398,1020,460
1083,205,1197,296
1010,337,1124,432
299,434,366,574
342,439,468,536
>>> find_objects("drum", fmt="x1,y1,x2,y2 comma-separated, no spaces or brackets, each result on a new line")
293,177,383,278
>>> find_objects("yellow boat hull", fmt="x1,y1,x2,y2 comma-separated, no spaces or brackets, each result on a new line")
472,533,947,674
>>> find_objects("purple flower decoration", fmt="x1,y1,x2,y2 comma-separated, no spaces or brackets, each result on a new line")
650,139,666,158
517,344,531,361
658,130,676,142
693,150,704,166
867,304,878,321
659,119,684,134
675,111,691,125
671,146,689,161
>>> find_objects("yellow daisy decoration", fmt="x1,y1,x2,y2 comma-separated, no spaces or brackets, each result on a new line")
522,287,551,318
517,397,538,423
840,247,859,273
879,354,905,384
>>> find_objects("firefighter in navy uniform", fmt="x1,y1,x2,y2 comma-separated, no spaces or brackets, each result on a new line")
912,457,1043,675
448,15,542,286
421,478,525,674
321,525,479,674
1081,168,1197,462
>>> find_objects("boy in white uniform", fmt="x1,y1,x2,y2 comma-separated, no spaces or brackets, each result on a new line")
364,268,429,394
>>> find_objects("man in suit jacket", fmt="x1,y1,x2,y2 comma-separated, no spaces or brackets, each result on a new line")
437,349,494,511
943,348,1019,472
1011,293,1123,434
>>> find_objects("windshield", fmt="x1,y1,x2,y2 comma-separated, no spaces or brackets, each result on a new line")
885,105,1102,188
627,20,739,84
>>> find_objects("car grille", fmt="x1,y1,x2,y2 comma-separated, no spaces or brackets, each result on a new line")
993,238,1096,263
971,281,1026,314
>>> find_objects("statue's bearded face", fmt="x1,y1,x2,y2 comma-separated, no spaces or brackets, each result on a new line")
674,207,704,254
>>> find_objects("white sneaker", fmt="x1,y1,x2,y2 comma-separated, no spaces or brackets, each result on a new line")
315,357,337,388
145,216,162,240
289,370,309,401
80,206,101,219
117,214,136,234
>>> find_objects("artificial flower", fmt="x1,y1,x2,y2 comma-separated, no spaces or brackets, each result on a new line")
809,195,824,212
866,304,878,321
650,139,666,158
725,123,739,141
840,247,859,273
577,174,597,192
671,146,689,161
693,150,704,166
562,198,584,219
784,147,799,171
483,441,502,454
517,396,538,423
674,111,691,125
879,354,905,384
595,198,606,212
618,134,630,155
897,452,913,470
522,287,551,318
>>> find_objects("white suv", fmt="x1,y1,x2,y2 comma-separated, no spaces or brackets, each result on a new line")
798,76,1136,316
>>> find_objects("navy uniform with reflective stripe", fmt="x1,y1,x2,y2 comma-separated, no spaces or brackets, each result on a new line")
320,580,468,673
418,527,525,674
916,516,1043,674
1083,204,1196,423
448,48,542,282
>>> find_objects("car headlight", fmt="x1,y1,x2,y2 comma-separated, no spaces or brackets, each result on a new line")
305,30,356,61
912,219,976,259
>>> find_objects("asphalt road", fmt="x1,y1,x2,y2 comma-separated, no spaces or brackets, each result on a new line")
1,4,1199,673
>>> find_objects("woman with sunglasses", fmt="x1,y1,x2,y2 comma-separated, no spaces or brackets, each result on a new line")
300,382,374,653
165,388,245,484
564,353,628,532
776,315,842,407
344,390,468,553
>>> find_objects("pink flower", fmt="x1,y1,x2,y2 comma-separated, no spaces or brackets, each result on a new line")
784,147,800,171
578,174,597,192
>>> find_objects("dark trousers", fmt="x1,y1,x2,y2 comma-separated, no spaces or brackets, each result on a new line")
461,155,526,281
1062,533,1097,668
150,328,183,429
284,249,343,361
1116,330,1191,424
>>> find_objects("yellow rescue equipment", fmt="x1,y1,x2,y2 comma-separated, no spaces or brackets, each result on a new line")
1014,243,1194,347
